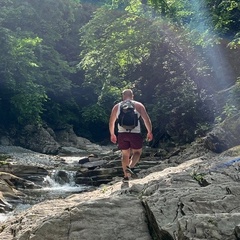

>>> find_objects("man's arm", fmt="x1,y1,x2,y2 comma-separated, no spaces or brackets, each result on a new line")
136,103,153,141
109,104,118,143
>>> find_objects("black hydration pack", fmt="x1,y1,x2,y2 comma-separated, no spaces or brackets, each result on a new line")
118,100,138,131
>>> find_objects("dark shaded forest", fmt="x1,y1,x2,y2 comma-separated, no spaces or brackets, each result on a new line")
0,0,239,147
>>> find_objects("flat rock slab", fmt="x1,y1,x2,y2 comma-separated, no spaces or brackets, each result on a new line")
0,186,152,240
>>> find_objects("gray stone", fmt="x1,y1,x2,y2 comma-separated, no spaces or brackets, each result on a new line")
1,142,240,239
204,115,240,153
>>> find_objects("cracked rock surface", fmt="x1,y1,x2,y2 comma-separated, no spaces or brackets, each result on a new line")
1,143,240,239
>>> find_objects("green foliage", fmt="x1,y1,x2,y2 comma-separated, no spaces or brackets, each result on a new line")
0,0,93,128
79,3,154,94
97,84,134,113
78,0,240,144
0,29,48,125
222,103,238,118
215,77,240,124
78,0,221,144
82,104,108,125
80,103,109,142
0,0,239,144
148,0,240,47
11,83,48,125
191,169,210,187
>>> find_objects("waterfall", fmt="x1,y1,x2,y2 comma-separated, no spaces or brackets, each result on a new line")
42,170,89,193
0,170,90,223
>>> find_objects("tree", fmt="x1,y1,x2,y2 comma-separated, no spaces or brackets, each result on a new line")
79,0,216,144
0,0,95,129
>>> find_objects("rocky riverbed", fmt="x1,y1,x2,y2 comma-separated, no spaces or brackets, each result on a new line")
0,144,114,205
1,139,240,239
0,142,163,217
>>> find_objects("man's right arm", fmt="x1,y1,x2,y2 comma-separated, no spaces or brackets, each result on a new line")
137,103,153,141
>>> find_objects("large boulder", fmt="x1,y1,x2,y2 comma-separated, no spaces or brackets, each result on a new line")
17,125,61,154
0,193,152,240
54,126,107,154
204,116,240,153
14,124,109,155
0,171,42,213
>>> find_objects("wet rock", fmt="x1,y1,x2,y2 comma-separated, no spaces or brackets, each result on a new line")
0,191,14,213
0,172,39,212
81,160,107,169
0,172,41,190
58,147,88,155
75,167,122,186
54,170,70,184
78,157,89,164
0,165,48,185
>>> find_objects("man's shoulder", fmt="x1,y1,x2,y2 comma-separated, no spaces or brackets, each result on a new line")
122,99,142,105
132,100,143,106
112,103,120,111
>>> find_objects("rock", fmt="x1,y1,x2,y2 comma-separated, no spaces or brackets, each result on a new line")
81,160,107,169
178,213,240,240
53,170,70,184
75,167,122,186
78,157,89,164
235,225,240,239
1,142,240,239
54,126,92,150
1,123,111,158
0,172,33,213
0,136,12,146
0,165,48,185
204,116,240,153
58,146,88,155
0,172,41,189
18,125,61,154
204,126,228,153
0,195,152,240
0,191,13,213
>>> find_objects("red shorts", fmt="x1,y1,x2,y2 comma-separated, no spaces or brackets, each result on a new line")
117,132,143,150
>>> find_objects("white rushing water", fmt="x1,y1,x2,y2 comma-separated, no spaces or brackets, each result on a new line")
0,170,90,223
42,170,89,193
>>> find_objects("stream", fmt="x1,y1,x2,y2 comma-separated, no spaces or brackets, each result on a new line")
0,146,99,223
0,169,92,222
23,169,91,203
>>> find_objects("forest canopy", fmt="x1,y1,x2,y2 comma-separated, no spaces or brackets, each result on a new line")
0,0,239,145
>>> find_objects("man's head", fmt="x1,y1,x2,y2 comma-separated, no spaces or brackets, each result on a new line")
122,89,133,100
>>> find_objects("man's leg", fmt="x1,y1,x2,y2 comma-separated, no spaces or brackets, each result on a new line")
128,133,143,168
117,133,131,178
121,149,131,177
129,148,142,168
